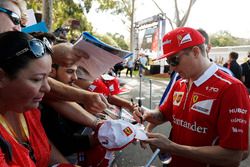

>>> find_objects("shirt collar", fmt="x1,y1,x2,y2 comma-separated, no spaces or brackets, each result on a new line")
193,63,218,87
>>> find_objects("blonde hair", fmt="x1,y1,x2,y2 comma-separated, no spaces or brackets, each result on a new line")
0,0,28,25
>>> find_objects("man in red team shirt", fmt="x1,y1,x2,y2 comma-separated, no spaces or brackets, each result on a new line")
134,27,249,167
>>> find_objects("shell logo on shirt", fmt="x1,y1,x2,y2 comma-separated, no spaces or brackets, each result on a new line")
191,99,214,115
173,92,184,106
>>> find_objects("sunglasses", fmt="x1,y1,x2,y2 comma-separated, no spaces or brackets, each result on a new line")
166,55,180,66
166,48,194,66
0,7,24,26
6,37,53,61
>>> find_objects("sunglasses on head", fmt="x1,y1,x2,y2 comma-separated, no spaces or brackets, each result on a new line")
6,37,53,60
0,7,24,26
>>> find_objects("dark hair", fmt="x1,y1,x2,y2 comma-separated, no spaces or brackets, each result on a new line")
52,63,59,70
0,31,49,79
30,31,56,45
197,28,209,45
229,51,239,60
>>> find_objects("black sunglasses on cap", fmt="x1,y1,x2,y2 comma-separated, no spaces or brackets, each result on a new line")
6,37,53,60
0,7,24,26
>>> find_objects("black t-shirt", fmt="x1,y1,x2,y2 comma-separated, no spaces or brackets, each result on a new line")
241,61,250,88
225,60,242,80
39,103,91,156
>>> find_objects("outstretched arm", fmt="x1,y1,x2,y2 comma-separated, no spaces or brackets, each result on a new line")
45,100,100,130
146,132,243,167
46,77,107,113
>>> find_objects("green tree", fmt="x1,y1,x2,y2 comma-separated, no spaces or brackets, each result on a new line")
97,0,134,51
27,0,93,37
107,33,129,50
211,31,242,46
93,33,118,47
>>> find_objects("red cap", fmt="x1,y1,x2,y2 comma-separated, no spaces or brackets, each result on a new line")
88,78,110,96
157,27,205,60
103,78,121,95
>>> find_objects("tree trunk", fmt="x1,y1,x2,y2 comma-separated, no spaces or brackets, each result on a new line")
42,0,53,32
130,0,135,52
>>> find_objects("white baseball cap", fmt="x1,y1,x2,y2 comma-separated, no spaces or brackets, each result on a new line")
98,120,148,151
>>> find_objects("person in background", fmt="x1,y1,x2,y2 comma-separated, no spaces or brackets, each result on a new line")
0,31,76,167
223,51,242,80
134,27,249,167
241,52,250,93
41,62,108,166
126,57,134,78
75,68,137,114
138,53,148,75
113,62,124,77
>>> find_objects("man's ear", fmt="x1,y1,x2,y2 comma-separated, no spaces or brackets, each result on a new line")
192,46,201,58
0,69,9,88
50,67,57,78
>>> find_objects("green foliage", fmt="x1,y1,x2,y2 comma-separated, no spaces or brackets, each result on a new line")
97,0,133,20
93,32,118,47
52,0,93,33
27,0,42,11
211,31,250,46
107,33,129,50
26,0,130,45
91,32,129,50
27,0,93,40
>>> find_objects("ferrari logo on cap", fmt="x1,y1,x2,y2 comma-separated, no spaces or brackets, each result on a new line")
177,35,182,41
123,127,133,136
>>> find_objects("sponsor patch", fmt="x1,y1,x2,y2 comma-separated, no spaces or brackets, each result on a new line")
88,85,97,91
191,99,214,115
205,86,219,93
179,33,192,45
173,92,184,106
109,84,114,91
229,108,247,114
172,115,208,134
162,39,171,45
123,127,133,136
232,127,243,133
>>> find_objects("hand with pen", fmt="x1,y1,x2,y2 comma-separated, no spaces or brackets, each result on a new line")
132,105,151,124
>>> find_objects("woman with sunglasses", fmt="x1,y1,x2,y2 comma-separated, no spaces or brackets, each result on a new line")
0,0,27,32
0,31,77,167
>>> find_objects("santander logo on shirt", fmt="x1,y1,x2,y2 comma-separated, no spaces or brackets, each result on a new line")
172,115,208,134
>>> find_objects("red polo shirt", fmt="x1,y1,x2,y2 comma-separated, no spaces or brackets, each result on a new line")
160,64,249,167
